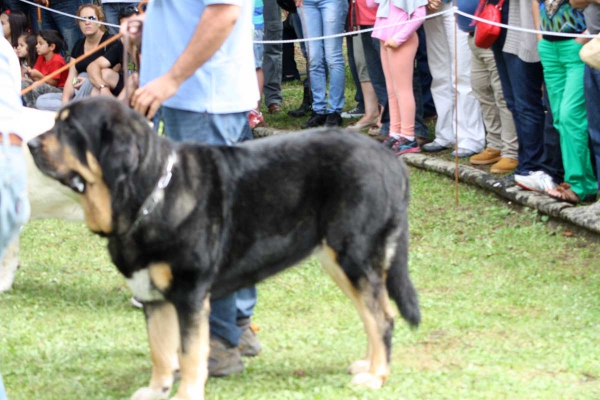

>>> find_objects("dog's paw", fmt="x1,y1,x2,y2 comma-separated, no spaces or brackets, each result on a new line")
350,372,384,390
130,387,170,400
348,360,370,375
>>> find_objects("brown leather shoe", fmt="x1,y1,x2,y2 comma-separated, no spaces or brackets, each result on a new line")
469,148,501,165
490,157,518,173
268,103,282,114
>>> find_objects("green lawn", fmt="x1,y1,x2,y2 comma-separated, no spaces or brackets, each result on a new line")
2,167,600,399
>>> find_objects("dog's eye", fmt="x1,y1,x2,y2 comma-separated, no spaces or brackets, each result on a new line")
71,175,86,194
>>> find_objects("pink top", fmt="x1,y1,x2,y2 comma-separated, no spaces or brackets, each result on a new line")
366,2,426,46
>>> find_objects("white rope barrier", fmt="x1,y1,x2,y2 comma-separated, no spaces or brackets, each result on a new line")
14,0,599,43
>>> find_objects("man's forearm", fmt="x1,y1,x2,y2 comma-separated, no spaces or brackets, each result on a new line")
167,4,240,86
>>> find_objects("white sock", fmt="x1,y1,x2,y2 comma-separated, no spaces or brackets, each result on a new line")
390,132,401,140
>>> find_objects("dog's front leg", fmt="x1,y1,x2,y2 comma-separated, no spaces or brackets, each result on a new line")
171,295,211,400
131,302,180,400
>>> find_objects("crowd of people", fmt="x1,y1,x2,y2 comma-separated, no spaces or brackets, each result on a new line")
0,0,599,396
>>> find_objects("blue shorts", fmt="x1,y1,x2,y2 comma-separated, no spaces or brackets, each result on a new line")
0,139,29,262
253,29,264,70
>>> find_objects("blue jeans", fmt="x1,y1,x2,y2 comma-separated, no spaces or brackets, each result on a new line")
359,26,388,106
585,65,600,192
492,48,546,176
0,139,29,262
301,0,348,114
101,2,138,35
41,0,93,54
155,107,256,347
2,0,39,33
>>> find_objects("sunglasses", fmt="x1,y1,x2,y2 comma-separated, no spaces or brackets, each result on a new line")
80,15,98,21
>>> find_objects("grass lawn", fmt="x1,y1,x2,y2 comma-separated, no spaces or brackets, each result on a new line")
2,70,600,399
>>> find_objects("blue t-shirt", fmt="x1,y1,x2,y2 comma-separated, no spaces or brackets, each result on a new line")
254,0,264,29
140,0,259,114
457,0,480,32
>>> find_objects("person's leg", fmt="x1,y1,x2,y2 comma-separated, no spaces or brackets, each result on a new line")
49,0,85,54
380,43,400,136
502,52,546,175
389,33,418,138
353,35,380,125
539,85,564,183
262,0,283,111
553,40,596,200
412,55,429,143
468,35,502,153
102,3,121,36
423,5,455,147
35,92,63,111
320,0,348,115
585,65,600,192
360,27,388,107
416,26,435,117
347,35,365,114
302,0,325,114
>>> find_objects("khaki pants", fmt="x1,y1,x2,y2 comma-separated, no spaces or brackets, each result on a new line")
467,35,518,159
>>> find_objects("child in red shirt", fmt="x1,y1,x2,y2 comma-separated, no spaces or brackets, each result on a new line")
21,30,69,108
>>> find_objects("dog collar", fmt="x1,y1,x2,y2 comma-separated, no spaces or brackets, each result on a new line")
126,149,177,236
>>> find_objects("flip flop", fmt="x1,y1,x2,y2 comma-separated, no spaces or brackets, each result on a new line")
545,183,580,204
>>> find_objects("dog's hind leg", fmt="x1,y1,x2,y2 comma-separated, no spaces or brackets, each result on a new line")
315,244,394,390
131,302,180,400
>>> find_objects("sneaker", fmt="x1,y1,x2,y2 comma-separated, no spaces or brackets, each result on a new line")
237,318,262,357
392,137,420,155
450,148,477,158
382,136,399,149
421,142,449,152
469,148,502,165
515,170,557,193
208,336,244,377
490,157,518,174
325,112,342,127
341,106,365,119
248,110,264,129
301,113,327,129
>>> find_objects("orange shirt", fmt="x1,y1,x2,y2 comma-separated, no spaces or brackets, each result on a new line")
33,53,68,88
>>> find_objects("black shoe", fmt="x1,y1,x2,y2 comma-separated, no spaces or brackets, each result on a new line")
301,113,327,129
288,85,313,118
325,112,342,127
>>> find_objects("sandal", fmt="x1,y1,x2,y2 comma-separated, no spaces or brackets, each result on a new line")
545,182,580,204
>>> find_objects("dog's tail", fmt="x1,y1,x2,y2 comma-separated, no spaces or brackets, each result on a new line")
386,232,420,328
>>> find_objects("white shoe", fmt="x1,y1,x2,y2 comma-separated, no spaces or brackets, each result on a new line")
515,171,557,193
341,107,365,119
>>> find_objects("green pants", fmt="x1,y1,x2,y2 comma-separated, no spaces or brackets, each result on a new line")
538,39,597,200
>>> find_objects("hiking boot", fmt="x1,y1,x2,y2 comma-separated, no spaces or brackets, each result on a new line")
515,170,557,193
288,85,313,118
341,106,365,119
490,157,518,174
237,318,262,357
208,336,244,377
325,112,342,127
268,103,282,114
392,137,420,155
469,148,502,165
301,113,327,129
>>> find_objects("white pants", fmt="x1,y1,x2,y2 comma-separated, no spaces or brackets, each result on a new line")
423,4,485,152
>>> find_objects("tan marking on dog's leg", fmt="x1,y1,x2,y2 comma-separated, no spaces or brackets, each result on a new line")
131,302,179,400
172,297,210,400
149,263,173,292
314,245,389,389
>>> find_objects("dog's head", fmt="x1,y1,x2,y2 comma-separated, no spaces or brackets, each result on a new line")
28,97,152,235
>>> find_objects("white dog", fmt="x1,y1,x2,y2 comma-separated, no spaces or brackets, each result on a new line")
0,108,82,293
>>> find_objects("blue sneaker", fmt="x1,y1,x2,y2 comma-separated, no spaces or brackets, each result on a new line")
392,137,420,155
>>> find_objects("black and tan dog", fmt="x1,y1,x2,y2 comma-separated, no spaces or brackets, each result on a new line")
28,97,420,400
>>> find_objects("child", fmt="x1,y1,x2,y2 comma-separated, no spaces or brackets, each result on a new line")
248,0,264,129
21,29,68,108
16,32,37,82
1,9,28,48
368,0,428,155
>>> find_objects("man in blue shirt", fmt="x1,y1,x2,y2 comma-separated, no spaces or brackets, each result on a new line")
128,0,260,380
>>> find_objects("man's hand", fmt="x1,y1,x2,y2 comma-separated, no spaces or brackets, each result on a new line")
130,72,180,119
427,0,441,13
120,14,146,47
384,38,400,49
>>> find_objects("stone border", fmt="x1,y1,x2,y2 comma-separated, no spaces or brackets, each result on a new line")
253,127,600,235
